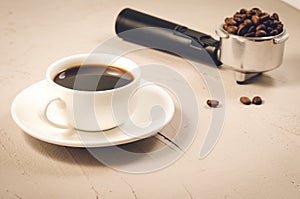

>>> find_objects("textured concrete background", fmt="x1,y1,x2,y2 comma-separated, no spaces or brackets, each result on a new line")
1,0,300,198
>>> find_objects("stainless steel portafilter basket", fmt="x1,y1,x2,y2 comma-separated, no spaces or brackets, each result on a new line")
115,8,289,83
216,25,288,82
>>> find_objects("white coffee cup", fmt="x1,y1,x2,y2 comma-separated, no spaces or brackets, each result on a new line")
43,53,141,131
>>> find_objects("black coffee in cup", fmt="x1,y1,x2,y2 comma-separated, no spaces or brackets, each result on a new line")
54,65,134,91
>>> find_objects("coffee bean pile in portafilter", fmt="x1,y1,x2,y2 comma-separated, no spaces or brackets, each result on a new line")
223,8,284,37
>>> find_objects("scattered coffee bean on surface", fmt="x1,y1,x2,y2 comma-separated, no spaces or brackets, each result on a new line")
252,96,263,105
223,8,284,37
240,96,251,105
207,99,219,108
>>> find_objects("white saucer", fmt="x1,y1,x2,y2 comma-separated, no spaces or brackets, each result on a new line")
11,80,175,147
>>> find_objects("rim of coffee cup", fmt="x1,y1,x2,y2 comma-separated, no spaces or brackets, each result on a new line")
46,53,141,94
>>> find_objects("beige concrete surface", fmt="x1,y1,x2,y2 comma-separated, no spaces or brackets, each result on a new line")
1,0,300,198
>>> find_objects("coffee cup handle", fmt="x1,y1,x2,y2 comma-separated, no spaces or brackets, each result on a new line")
40,98,71,129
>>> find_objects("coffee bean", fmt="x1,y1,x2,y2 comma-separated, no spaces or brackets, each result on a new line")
251,9,261,16
250,10,258,15
227,18,238,26
223,24,228,30
247,9,258,16
245,14,252,20
277,23,283,30
207,99,219,108
254,9,262,16
263,20,272,26
240,14,247,20
244,32,255,37
255,30,267,37
251,15,260,25
234,13,246,22
275,22,283,32
246,12,252,19
270,29,279,36
273,20,280,25
252,96,262,105
252,8,262,12
260,13,270,22
227,26,238,34
271,13,279,20
224,8,284,37
240,9,247,14
234,13,245,18
233,16,243,24
267,27,273,34
237,24,249,36
270,21,277,29
248,25,255,33
256,24,266,31
240,96,251,105
243,19,252,26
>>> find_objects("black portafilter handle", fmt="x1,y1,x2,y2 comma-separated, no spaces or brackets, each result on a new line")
115,8,221,66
